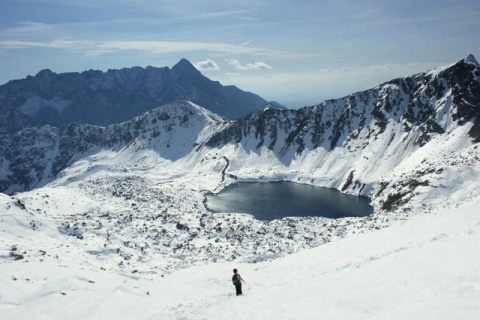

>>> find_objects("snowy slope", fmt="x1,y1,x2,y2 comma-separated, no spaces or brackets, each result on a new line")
0,56,478,271
1,194,479,319
2,55,479,207
203,54,480,213
0,100,226,193
0,55,479,319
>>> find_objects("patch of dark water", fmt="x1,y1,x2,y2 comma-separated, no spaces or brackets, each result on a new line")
205,181,373,221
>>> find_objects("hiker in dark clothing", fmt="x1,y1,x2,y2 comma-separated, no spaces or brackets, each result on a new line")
232,268,245,296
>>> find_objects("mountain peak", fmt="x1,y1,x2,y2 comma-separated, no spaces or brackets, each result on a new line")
463,54,479,67
172,58,201,75
35,69,55,77
257,102,285,113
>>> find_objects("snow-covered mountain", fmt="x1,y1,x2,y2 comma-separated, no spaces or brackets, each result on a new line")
205,54,480,211
0,101,224,193
1,55,480,319
0,59,267,133
2,55,479,207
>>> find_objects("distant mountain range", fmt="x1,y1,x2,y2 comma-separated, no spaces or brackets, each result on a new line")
1,54,479,214
0,59,267,133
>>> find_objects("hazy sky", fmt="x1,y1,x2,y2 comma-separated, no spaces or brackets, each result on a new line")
1,0,479,107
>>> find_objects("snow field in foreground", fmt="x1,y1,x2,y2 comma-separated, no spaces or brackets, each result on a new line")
1,198,479,320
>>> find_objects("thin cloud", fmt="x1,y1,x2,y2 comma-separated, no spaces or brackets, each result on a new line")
366,62,440,74
0,39,297,59
0,39,95,49
318,62,440,76
240,39,254,47
5,22,54,34
226,59,273,70
169,9,252,22
195,59,219,71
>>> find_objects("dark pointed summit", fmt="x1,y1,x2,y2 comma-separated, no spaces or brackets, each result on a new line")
0,58,267,133
463,54,479,67
171,58,201,76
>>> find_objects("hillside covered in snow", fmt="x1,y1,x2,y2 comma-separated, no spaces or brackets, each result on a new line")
0,55,480,319
1,185,479,319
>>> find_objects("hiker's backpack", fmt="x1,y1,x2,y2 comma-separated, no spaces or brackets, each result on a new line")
232,274,240,286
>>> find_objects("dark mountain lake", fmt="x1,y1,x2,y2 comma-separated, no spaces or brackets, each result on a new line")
205,181,373,221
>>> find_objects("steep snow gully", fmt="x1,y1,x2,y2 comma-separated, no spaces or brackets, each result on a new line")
0,55,479,319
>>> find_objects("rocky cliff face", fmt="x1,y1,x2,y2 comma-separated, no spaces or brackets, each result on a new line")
0,59,266,133
207,54,480,151
203,55,480,211
1,56,479,215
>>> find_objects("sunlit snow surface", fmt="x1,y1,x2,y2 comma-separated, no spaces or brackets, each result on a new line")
1,193,479,319
1,57,480,319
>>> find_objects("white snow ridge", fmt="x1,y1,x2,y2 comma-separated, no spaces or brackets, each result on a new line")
1,57,480,319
